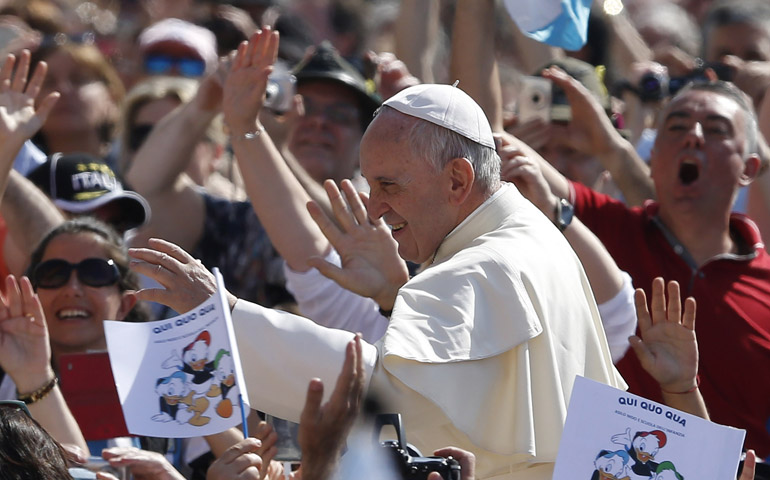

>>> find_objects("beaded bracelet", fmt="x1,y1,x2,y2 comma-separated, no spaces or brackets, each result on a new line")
661,375,700,395
17,376,58,405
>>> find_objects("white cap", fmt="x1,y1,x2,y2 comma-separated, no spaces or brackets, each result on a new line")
139,18,218,73
383,83,495,149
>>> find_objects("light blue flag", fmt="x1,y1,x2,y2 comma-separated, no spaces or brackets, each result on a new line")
503,0,593,51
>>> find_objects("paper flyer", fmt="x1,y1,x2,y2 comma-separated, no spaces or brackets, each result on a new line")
553,376,745,480
104,269,249,438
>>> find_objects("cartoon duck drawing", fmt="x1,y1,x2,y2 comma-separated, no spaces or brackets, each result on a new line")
152,371,211,426
211,349,236,418
591,450,631,480
612,428,667,477
163,331,219,397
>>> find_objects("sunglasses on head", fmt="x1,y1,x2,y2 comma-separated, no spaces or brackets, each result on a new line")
144,54,206,77
32,258,120,289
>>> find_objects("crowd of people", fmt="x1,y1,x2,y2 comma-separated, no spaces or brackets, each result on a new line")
0,0,768,479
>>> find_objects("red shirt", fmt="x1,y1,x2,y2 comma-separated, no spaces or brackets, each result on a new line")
572,181,770,457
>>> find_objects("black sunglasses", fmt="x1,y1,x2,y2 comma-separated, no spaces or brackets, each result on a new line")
32,258,120,289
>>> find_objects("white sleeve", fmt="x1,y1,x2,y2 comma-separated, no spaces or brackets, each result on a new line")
597,271,637,363
283,249,389,343
232,300,378,423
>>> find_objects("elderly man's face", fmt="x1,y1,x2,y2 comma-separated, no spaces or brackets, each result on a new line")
361,112,457,264
650,89,753,219
288,81,364,183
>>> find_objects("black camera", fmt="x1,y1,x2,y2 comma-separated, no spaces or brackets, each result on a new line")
375,413,461,480
621,61,735,102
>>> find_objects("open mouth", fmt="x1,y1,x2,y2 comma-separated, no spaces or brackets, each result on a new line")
678,162,699,185
390,222,406,232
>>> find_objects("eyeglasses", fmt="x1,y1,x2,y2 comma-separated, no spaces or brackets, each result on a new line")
32,258,120,289
303,97,360,126
144,55,206,77
0,400,31,418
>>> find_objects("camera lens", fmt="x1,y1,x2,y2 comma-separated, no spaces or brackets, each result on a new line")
638,72,668,102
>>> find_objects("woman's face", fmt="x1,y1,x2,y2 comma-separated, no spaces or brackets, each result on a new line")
40,50,116,136
35,232,134,355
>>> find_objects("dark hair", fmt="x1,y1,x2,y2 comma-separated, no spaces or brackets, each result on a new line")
0,404,71,479
27,217,148,323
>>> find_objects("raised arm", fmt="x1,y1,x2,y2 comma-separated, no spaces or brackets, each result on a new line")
121,75,218,251
2,171,64,275
222,28,328,273
449,0,503,131
541,67,655,206
0,50,59,198
0,275,89,454
394,0,439,84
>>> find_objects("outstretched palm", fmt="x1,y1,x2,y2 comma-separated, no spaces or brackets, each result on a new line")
630,277,698,393
222,27,279,134
307,180,409,310
0,50,59,149
0,275,53,387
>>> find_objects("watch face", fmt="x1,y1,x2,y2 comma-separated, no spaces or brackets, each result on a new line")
559,199,574,231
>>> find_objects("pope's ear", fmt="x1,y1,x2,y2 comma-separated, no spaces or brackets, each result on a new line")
446,157,475,205
740,154,761,186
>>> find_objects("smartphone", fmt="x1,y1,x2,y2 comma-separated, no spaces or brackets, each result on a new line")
517,76,552,124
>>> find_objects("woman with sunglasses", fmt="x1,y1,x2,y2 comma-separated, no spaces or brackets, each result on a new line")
16,218,240,479
27,217,144,362
0,218,141,454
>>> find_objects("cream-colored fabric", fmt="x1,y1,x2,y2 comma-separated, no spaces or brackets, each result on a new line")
232,300,379,423
231,184,624,480
381,184,625,476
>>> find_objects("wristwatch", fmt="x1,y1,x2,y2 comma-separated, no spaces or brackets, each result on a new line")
553,198,574,232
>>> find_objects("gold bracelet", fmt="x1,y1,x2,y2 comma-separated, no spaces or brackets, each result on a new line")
241,125,266,140
17,376,58,405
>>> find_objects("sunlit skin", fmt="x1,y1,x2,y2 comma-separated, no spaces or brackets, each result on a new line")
650,90,759,239
706,23,770,62
36,232,134,361
288,81,363,183
361,109,494,264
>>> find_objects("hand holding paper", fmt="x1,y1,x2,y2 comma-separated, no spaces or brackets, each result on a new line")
129,238,236,313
